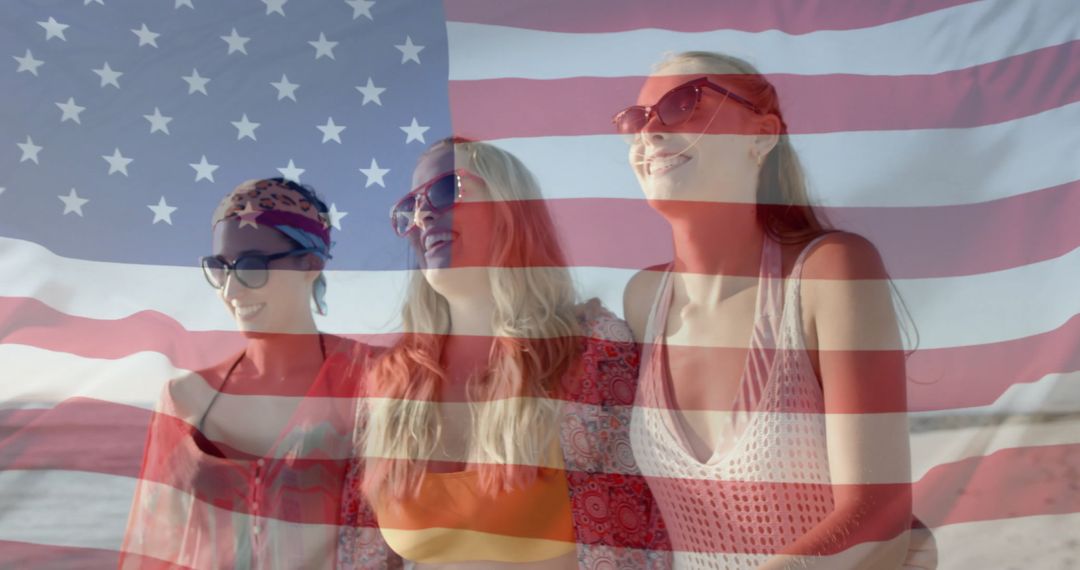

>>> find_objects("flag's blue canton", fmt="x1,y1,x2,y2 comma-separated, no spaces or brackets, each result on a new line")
1,0,450,270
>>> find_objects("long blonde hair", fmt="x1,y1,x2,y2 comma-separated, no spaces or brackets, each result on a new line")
657,51,830,244
362,138,581,500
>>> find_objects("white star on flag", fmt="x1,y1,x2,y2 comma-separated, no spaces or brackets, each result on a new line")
144,108,172,134
309,32,338,60
270,74,299,101
102,148,133,176
277,159,305,182
400,117,429,144
317,117,346,143
263,0,287,16
395,36,424,64
190,155,219,182
182,69,210,95
17,136,43,164
131,24,160,48
359,158,390,188
326,203,347,230
85,0,104,5
59,188,88,216
148,197,178,225
14,50,44,76
56,98,86,124
38,17,69,42
175,0,193,9
232,114,260,140
221,28,250,55
236,202,260,229
345,0,375,20
355,77,385,105
93,62,123,88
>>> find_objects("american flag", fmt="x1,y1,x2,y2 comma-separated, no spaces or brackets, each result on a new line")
2,0,1079,567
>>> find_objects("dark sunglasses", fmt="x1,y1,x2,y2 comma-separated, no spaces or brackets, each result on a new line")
200,248,316,289
612,76,763,136
389,169,484,236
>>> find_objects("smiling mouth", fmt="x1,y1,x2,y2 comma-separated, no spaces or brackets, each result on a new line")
646,154,691,177
233,303,265,320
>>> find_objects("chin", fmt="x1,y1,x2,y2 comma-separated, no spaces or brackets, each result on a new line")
422,266,490,300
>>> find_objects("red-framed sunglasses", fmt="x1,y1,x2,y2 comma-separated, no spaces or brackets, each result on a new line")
390,169,484,236
612,76,763,136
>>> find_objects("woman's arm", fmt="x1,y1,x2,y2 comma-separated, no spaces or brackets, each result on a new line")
760,233,913,569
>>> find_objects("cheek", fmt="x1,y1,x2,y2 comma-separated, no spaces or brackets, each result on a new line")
262,270,311,304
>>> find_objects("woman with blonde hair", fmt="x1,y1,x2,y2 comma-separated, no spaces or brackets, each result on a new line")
619,52,931,568
338,138,670,568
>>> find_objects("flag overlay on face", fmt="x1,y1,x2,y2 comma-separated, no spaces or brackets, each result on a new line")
2,0,1079,568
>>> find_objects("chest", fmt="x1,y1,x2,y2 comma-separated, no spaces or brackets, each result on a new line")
200,394,301,457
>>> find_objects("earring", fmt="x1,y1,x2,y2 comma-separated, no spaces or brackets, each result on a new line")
752,150,763,167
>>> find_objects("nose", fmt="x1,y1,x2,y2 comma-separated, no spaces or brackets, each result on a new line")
412,198,438,231
639,109,669,144
221,269,243,300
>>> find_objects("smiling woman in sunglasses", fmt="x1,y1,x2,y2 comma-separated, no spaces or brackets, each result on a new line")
338,138,670,569
618,52,931,569
120,178,371,569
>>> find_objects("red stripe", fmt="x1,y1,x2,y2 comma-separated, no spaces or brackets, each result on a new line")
2,298,1079,411
913,443,1080,528
544,181,1080,278
444,0,978,34
448,41,1080,138
4,184,1077,280
0,399,148,477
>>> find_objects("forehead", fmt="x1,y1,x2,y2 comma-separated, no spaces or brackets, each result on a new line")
636,61,737,105
212,219,293,255
412,146,464,188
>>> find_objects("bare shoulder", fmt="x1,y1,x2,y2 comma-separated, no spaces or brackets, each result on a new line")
798,232,888,281
623,263,668,343
162,357,236,419
798,232,899,351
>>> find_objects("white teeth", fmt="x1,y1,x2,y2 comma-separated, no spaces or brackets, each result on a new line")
647,154,690,175
233,303,265,318
424,232,454,251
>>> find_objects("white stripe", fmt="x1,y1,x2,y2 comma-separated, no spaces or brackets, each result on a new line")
447,0,1080,80
931,512,1080,568
0,471,339,564
3,236,1079,349
0,469,134,550
491,101,1080,206
0,345,172,410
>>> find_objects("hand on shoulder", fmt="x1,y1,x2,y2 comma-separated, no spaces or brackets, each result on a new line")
574,297,634,343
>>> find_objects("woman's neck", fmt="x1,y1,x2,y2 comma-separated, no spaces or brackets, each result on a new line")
661,202,766,306
241,328,324,379
666,203,764,274
440,296,496,397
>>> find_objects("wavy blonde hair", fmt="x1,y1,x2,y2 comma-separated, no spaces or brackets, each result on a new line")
362,138,581,501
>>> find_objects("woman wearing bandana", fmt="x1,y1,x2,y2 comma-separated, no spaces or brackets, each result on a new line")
119,178,375,569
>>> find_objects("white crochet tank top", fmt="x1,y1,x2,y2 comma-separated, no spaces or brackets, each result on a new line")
630,236,834,569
